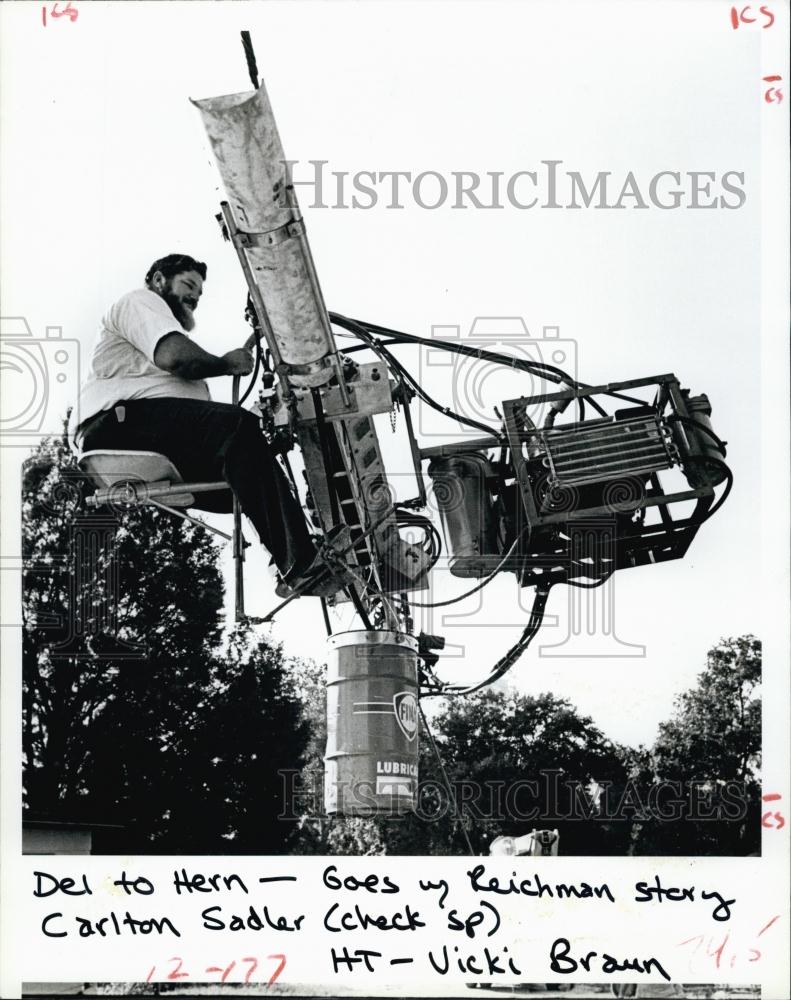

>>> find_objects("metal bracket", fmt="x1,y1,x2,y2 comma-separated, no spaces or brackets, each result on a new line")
233,218,306,250
86,479,228,507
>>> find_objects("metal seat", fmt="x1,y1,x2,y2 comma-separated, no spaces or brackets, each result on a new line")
76,410,246,621
79,450,196,507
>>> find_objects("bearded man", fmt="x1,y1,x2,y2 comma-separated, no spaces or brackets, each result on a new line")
73,253,329,594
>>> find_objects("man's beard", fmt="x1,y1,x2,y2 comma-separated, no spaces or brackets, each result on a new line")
161,286,196,332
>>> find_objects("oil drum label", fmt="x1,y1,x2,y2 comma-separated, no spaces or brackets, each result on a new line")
376,760,418,777
376,776,414,797
393,691,419,741
376,763,417,797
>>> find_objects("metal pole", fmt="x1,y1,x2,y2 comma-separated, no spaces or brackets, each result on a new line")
285,185,351,407
232,374,245,622
220,201,284,370
148,500,234,542
240,31,260,89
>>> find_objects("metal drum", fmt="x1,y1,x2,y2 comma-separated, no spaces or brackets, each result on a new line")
324,630,419,816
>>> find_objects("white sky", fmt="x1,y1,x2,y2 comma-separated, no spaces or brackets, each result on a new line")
0,0,785,749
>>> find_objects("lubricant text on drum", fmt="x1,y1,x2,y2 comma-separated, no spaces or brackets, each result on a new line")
376,761,418,777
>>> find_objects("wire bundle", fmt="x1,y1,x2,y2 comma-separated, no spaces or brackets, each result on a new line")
249,307,735,697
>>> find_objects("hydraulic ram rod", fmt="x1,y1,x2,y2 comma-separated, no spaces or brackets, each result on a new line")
191,84,349,398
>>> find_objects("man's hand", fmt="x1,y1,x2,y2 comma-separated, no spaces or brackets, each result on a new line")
154,333,255,380
222,347,255,376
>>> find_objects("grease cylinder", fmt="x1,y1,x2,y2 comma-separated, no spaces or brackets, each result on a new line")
324,630,419,816
682,393,728,488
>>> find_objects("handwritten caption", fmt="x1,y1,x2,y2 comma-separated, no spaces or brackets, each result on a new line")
24,859,772,988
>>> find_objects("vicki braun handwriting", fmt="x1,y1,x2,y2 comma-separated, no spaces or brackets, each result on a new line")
26,860,764,987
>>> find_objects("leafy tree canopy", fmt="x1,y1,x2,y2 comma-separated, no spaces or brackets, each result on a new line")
22,437,761,858
23,437,309,854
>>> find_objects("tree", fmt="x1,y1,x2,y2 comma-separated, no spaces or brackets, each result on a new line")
413,688,632,856
190,630,312,855
286,671,631,856
281,633,761,858
23,437,310,853
630,636,761,855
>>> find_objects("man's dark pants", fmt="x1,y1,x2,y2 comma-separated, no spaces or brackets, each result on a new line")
80,397,316,578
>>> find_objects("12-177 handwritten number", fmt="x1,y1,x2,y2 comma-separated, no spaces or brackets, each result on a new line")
146,954,286,985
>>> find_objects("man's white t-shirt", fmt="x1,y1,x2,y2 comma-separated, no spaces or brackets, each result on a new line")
74,288,210,440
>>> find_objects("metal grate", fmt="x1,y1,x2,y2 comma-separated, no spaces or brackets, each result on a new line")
541,416,674,487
